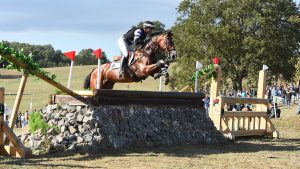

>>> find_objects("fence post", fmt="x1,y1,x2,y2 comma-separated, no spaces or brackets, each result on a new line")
209,65,221,128
256,70,267,112
256,70,268,129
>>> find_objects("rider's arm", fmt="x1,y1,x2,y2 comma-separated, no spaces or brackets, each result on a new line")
133,29,144,47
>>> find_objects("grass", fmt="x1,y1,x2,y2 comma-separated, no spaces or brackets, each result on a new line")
0,65,170,113
0,105,299,169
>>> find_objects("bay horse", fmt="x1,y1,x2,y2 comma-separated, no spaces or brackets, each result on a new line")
83,31,176,90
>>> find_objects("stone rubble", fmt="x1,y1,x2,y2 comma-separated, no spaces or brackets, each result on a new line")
26,104,226,153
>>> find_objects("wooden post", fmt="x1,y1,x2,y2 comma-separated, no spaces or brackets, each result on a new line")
256,70,267,129
0,87,4,146
209,66,222,130
256,70,267,111
8,73,28,129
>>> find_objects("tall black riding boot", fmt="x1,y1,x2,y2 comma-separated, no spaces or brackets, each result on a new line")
119,56,128,78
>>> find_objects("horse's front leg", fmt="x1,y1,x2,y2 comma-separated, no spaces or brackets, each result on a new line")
141,60,165,76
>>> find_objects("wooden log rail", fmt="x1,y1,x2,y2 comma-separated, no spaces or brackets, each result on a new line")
51,89,206,108
2,55,88,104
211,96,278,139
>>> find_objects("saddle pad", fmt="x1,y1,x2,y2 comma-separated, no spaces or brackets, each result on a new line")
110,62,121,70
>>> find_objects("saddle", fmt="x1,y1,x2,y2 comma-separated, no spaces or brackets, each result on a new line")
113,49,143,64
111,49,145,82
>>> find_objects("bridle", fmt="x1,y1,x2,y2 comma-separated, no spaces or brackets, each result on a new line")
145,33,176,59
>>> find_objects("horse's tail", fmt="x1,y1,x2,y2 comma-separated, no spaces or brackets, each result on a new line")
83,68,95,89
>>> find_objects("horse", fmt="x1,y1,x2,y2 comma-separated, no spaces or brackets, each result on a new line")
83,31,176,90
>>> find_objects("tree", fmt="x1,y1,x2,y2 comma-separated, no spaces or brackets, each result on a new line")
0,41,110,68
172,0,300,90
76,48,110,66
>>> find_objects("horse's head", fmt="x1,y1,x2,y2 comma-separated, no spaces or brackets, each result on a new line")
150,31,177,62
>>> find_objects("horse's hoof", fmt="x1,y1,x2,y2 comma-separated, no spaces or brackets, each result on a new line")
154,73,162,79
157,60,165,67
164,78,169,85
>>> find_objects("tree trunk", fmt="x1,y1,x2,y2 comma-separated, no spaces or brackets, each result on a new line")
232,71,245,91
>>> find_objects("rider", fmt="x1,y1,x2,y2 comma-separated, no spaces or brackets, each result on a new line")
117,21,155,77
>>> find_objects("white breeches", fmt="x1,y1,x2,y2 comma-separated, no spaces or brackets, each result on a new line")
117,37,133,58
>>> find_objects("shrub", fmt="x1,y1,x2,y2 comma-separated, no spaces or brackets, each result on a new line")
29,112,59,135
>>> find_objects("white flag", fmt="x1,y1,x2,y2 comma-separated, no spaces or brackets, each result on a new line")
262,64,269,71
195,61,203,70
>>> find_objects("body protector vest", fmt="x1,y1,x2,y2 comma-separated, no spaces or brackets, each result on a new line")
123,27,146,46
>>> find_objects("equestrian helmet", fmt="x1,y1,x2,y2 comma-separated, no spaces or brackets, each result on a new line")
143,21,155,29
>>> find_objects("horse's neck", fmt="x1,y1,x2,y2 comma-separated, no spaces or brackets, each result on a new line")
142,38,159,56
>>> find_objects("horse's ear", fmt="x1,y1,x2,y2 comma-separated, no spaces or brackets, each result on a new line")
167,31,173,37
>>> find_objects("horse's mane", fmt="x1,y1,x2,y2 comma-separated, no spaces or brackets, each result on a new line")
149,30,167,37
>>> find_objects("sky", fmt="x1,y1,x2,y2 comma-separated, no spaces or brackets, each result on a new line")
0,0,181,59
0,0,299,60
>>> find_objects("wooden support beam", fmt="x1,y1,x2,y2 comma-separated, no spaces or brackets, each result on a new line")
223,111,268,118
74,90,94,96
2,55,88,104
2,121,26,157
231,130,267,137
221,97,269,105
8,73,28,129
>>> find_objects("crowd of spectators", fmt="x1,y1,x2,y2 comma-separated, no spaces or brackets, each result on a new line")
15,110,31,128
204,81,300,117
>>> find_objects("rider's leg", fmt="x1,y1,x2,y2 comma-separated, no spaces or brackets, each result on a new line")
117,37,130,77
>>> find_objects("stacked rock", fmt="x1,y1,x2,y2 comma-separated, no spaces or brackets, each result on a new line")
31,103,225,153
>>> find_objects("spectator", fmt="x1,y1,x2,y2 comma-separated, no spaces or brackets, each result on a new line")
250,85,256,97
290,84,296,104
281,87,287,108
297,100,300,115
271,85,278,104
25,110,29,122
204,94,210,116
286,88,292,107
15,113,20,128
18,112,22,128
296,84,300,100
21,114,26,128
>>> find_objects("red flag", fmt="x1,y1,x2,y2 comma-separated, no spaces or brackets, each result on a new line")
93,48,102,59
212,57,219,64
64,51,76,61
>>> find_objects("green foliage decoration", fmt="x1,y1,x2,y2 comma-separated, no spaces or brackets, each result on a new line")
0,41,56,80
29,112,59,135
191,64,216,82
